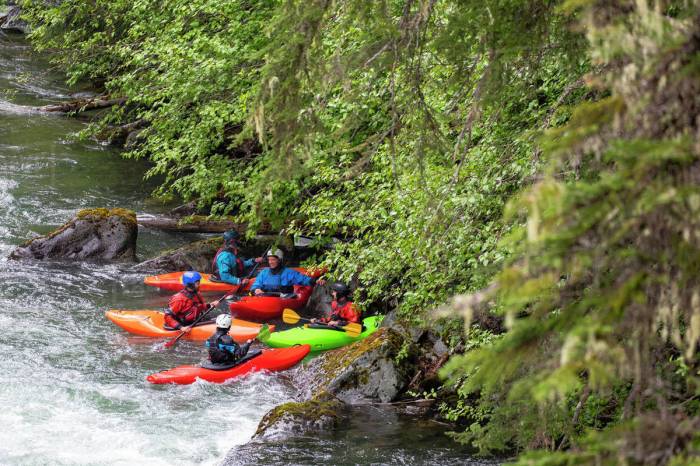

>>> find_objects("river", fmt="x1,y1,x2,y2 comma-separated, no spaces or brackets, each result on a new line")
0,31,491,465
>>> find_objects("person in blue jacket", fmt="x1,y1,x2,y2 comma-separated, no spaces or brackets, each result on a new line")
211,230,263,286
251,248,318,296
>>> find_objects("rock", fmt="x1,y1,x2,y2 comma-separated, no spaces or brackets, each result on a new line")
168,200,202,217
253,392,346,441
9,208,137,262
132,235,291,273
0,5,29,34
293,327,414,403
304,282,332,317
132,237,220,273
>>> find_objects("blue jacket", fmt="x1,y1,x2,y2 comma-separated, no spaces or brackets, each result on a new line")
216,250,254,285
250,267,314,293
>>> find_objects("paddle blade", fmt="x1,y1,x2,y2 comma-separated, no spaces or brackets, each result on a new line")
257,323,271,343
163,335,180,348
342,322,363,337
282,308,301,325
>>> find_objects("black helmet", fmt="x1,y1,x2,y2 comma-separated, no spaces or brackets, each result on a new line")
330,282,351,298
223,230,240,244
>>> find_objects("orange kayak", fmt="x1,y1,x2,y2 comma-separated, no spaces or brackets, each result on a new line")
105,309,273,343
143,267,323,293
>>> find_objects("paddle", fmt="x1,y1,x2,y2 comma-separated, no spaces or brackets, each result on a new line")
164,262,261,349
282,308,362,337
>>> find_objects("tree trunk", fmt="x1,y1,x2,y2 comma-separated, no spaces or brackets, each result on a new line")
39,97,126,113
136,214,273,234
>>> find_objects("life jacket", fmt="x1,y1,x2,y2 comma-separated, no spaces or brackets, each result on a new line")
326,299,362,324
211,247,245,278
165,289,207,328
207,329,237,364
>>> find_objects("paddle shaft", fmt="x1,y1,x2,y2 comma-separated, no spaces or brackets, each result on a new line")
164,262,261,348
282,308,362,337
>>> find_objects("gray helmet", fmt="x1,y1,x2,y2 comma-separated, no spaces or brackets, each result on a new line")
266,248,284,260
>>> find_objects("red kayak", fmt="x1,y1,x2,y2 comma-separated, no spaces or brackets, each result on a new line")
144,267,322,293
228,285,313,321
146,345,311,385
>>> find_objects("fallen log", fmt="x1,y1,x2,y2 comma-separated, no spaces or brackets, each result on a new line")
136,214,273,234
39,97,126,113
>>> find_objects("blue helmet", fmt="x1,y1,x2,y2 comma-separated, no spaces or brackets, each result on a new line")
182,271,202,286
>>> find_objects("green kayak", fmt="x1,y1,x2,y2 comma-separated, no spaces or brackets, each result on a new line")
260,316,382,352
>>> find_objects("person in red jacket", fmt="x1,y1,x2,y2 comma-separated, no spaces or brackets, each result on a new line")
313,282,362,327
164,271,209,330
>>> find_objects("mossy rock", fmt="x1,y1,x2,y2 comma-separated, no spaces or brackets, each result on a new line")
9,208,137,262
76,208,137,226
254,392,346,440
292,327,416,404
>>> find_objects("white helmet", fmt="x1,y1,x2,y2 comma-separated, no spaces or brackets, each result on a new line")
215,314,232,329
266,248,284,260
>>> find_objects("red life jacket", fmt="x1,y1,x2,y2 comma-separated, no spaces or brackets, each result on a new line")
211,247,245,278
323,300,362,324
164,289,207,328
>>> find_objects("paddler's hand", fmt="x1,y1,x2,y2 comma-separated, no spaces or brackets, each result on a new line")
181,325,192,333
254,288,264,296
328,320,340,327
239,278,251,286
254,257,264,263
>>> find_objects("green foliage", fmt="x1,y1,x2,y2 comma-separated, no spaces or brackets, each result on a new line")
442,0,700,462
21,0,279,222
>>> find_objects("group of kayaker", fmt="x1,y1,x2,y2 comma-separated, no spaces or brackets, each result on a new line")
163,230,362,367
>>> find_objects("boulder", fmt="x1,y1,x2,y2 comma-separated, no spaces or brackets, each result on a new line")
253,392,346,441
132,237,220,273
132,235,301,274
292,327,415,404
304,282,333,317
0,4,29,33
9,208,137,262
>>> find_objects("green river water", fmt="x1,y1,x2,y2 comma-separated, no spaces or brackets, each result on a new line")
0,31,493,466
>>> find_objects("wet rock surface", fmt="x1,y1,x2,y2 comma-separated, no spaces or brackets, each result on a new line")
9,208,137,262
250,313,460,442
253,392,346,441
225,404,494,466
295,327,414,404
0,3,29,34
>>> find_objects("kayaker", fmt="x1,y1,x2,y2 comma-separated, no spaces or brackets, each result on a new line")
312,281,362,326
211,230,263,286
206,314,252,365
164,271,209,330
251,248,318,296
